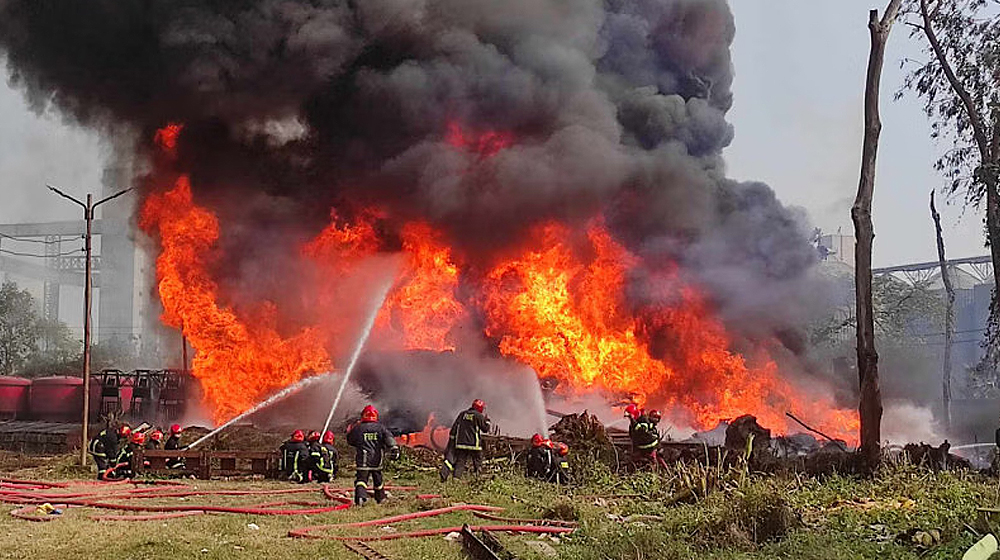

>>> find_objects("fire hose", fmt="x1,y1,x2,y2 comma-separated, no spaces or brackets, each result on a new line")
287,504,576,541
2,478,577,543
0,481,436,518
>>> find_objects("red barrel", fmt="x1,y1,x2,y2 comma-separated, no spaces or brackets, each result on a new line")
0,377,31,420
30,376,83,422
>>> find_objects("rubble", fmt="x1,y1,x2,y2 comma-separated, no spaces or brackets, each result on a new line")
725,415,772,468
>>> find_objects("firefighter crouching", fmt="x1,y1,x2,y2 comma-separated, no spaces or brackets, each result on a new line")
279,429,310,483
440,399,491,481
146,429,164,450
347,405,399,505
101,431,146,480
525,433,554,480
164,424,185,469
87,422,124,477
551,441,571,485
310,430,339,483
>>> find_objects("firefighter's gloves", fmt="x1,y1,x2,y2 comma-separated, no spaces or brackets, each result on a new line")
389,447,401,461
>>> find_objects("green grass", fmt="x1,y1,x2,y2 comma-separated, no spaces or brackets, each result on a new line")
0,454,998,559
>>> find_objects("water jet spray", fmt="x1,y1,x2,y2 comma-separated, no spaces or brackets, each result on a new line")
321,275,395,434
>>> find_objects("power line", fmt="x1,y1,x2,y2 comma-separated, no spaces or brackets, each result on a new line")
0,233,80,244
0,246,84,258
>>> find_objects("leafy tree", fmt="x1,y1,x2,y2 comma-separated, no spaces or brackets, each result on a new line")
0,281,42,376
811,275,945,347
899,0,1000,367
20,319,81,377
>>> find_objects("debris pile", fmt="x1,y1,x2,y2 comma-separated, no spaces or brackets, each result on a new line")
724,415,771,462
548,411,616,464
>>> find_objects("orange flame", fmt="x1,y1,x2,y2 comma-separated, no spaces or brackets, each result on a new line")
377,222,467,351
142,122,858,440
480,221,858,439
139,176,330,422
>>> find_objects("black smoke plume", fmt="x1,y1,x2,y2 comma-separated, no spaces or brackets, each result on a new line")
0,0,831,379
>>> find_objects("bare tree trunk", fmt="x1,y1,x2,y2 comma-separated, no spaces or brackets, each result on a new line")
853,0,900,472
930,191,954,432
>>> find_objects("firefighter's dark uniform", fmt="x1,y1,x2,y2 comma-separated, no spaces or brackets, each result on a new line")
440,407,490,480
525,445,554,480
629,414,663,467
550,455,571,485
164,434,184,469
145,438,162,450
102,442,138,480
309,441,339,483
88,428,117,476
347,421,398,505
279,439,310,483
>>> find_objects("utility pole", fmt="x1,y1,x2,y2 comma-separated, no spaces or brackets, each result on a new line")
47,184,133,466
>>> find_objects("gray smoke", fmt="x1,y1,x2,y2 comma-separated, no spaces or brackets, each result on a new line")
0,0,836,402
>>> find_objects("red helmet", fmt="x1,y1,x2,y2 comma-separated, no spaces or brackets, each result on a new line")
291,429,305,442
531,433,545,448
118,424,131,437
323,431,335,445
307,430,321,442
130,431,146,445
624,404,641,421
648,410,662,423
150,430,164,442
555,442,569,457
361,405,379,422
170,424,182,435
472,399,485,413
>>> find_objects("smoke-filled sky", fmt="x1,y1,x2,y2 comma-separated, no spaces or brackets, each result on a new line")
0,0,982,271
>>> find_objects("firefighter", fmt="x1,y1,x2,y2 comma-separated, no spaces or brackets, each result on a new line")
279,429,310,483
346,405,399,505
87,421,120,476
628,406,665,469
304,430,322,482
440,399,491,481
525,433,554,480
146,429,164,450
164,424,185,469
310,430,339,483
550,442,571,485
102,431,145,480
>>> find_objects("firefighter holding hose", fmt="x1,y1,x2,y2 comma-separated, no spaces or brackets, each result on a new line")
87,420,123,477
101,431,145,480
440,399,491,481
309,430,339,483
164,424,185,469
347,405,399,505
279,429,310,483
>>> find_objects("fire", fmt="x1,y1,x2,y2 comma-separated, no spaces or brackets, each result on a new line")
139,176,330,422
376,222,467,351
446,121,513,158
141,122,858,440
480,221,858,438
153,123,183,154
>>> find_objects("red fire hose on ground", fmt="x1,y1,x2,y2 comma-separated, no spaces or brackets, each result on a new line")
287,504,575,541
0,477,578,543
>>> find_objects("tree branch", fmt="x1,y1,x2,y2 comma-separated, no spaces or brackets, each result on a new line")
919,0,991,158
